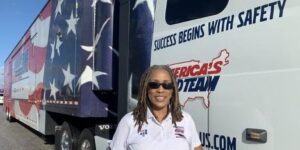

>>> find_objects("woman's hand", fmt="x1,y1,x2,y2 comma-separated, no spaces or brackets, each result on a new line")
194,145,203,150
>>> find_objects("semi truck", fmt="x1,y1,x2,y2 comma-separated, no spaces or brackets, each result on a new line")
4,0,299,149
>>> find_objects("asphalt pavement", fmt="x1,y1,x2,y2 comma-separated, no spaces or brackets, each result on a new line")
0,105,54,150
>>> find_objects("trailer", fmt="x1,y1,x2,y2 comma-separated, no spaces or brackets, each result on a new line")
4,0,300,150
4,0,133,149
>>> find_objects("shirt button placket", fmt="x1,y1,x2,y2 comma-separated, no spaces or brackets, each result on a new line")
159,124,164,140
162,122,167,139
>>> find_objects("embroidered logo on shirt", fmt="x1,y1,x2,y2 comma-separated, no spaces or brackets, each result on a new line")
175,126,185,138
139,129,148,137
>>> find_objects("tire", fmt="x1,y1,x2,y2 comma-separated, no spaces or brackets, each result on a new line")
55,122,79,150
78,129,96,150
6,108,14,122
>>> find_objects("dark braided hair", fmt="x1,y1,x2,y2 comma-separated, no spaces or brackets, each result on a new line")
132,65,183,132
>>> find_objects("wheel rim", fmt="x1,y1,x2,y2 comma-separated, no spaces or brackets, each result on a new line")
61,130,70,150
80,139,91,150
6,110,10,119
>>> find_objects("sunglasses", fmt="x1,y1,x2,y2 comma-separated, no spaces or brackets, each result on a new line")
148,82,174,90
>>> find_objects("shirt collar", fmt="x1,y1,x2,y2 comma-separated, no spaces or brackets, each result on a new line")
147,107,154,119
147,107,172,121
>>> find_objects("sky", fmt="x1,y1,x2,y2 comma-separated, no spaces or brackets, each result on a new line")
0,0,47,89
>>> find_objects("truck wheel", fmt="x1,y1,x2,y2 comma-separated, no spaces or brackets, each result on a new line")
55,122,79,150
78,129,96,150
6,108,14,122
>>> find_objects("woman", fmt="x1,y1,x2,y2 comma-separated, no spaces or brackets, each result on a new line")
110,65,203,150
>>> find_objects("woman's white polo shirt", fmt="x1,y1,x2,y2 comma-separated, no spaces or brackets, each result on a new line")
110,109,201,150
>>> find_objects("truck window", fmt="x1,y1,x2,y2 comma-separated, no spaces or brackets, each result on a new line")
165,0,229,25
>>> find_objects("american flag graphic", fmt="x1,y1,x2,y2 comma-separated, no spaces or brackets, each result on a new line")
43,0,115,117
4,1,52,129
6,0,157,119
129,0,156,95
4,0,157,133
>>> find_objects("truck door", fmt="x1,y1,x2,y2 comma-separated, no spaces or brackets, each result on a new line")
208,0,299,149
